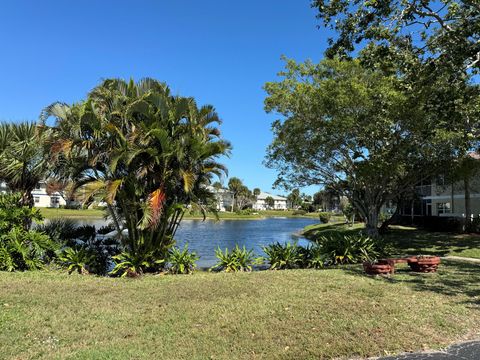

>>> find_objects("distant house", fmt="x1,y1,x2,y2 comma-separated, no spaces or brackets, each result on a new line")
0,180,67,208
208,186,234,212
253,192,288,211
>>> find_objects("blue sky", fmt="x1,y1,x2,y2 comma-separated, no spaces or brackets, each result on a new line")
0,0,331,196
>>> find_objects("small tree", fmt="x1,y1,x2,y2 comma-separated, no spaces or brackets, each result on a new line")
265,196,275,210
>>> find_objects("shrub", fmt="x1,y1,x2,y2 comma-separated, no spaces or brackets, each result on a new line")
318,212,331,223
0,227,57,271
263,242,304,269
292,209,307,216
110,251,164,277
211,245,259,272
167,245,199,274
36,218,80,244
316,234,388,265
303,244,327,269
58,247,95,275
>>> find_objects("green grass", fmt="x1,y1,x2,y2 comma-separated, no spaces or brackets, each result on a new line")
303,222,480,259
38,208,105,219
39,208,322,221
1,264,479,359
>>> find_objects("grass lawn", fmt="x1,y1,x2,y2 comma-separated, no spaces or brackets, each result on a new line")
38,208,105,219
1,264,479,359
38,208,322,221
303,222,480,259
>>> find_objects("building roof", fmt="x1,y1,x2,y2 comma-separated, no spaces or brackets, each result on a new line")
256,192,287,201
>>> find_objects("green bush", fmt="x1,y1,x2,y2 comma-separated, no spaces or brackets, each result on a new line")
292,209,307,216
263,242,304,270
0,227,57,271
167,245,199,274
303,244,327,269
318,212,331,223
211,245,259,272
58,247,95,275
36,218,80,244
0,193,57,272
316,234,388,265
110,251,165,277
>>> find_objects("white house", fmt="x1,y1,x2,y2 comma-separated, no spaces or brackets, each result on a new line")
207,186,234,212
253,192,288,211
0,181,67,208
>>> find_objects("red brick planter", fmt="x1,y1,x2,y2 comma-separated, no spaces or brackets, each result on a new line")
363,260,393,275
408,256,441,273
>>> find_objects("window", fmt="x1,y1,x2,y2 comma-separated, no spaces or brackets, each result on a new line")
436,174,446,187
50,196,59,204
437,202,451,214
34,197,40,203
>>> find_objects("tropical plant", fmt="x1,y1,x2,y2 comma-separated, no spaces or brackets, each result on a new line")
211,245,259,272
0,123,52,212
318,212,331,224
43,78,231,267
0,193,56,271
0,227,56,271
262,242,304,270
110,251,164,277
167,244,199,274
36,218,79,244
265,196,275,209
303,244,327,269
58,247,95,275
316,234,388,265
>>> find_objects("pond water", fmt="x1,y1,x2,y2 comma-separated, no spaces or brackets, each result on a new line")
73,217,318,267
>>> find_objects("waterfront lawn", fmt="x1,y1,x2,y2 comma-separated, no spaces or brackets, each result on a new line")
1,263,479,359
38,208,105,219
303,222,480,259
39,208,323,220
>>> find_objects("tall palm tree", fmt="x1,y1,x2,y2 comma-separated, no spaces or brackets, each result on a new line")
43,78,231,259
0,122,51,210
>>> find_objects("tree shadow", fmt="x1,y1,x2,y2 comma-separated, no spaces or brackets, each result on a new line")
384,227,480,257
344,261,480,306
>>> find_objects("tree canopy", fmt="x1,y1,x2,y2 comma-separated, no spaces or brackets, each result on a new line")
264,58,446,236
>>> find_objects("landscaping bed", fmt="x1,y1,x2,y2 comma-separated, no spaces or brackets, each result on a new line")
1,262,479,359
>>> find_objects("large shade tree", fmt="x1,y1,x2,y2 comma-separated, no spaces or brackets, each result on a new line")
43,78,231,260
264,58,446,237
312,0,480,228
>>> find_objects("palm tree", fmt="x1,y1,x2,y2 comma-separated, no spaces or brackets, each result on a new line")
228,177,244,212
43,78,231,263
0,122,51,211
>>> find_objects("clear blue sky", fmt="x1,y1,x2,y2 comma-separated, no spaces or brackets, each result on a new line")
0,0,331,196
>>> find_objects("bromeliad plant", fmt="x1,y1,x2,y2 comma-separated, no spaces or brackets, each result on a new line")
43,78,231,269
167,244,199,274
262,242,305,270
110,251,165,277
316,234,388,265
58,247,95,275
211,245,260,272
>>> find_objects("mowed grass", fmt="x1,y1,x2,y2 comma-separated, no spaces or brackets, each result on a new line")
38,208,105,219
38,208,321,221
304,222,480,259
1,264,479,359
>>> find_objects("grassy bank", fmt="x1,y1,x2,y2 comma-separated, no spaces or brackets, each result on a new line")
303,222,480,259
38,208,105,219
38,208,323,220
1,264,479,359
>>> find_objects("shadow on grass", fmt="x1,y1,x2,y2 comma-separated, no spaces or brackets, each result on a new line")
344,261,480,305
383,227,480,258
303,222,363,240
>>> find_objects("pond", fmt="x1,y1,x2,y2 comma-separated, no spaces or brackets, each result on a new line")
74,217,318,267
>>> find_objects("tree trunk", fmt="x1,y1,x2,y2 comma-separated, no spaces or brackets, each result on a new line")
464,175,471,231
20,189,34,230
365,206,380,238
